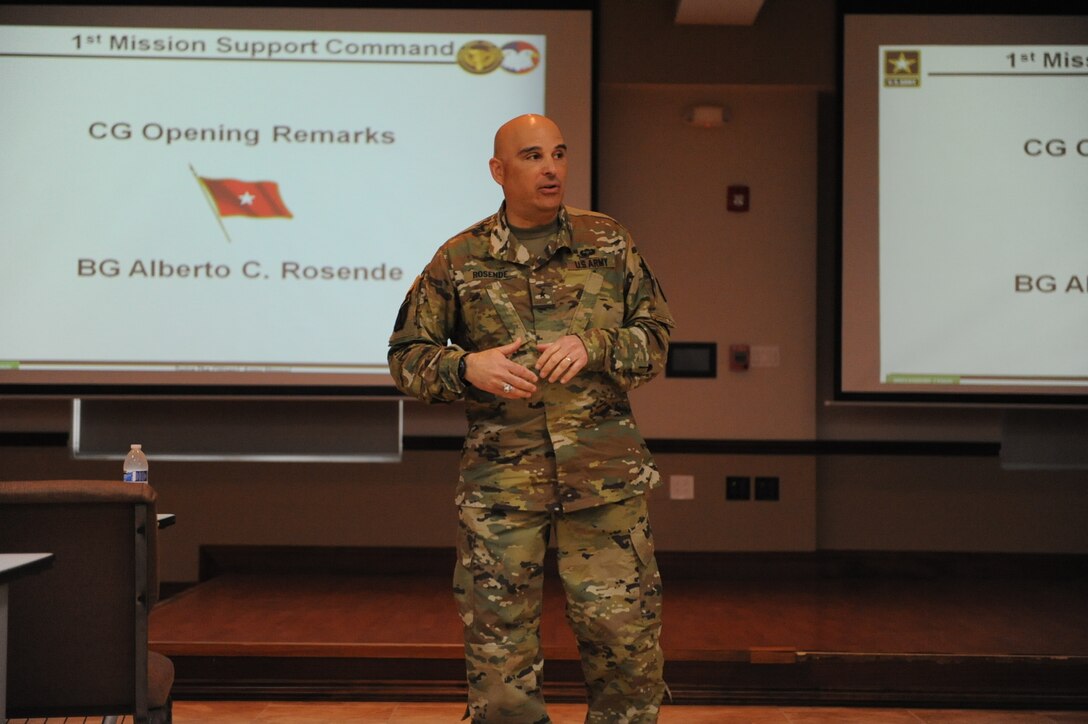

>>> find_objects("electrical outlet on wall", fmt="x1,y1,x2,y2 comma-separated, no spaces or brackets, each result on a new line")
669,475,695,500
754,476,780,501
726,476,751,501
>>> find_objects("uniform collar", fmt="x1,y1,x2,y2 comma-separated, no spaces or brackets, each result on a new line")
488,202,572,266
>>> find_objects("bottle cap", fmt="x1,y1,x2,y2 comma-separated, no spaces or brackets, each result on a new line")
131,443,142,450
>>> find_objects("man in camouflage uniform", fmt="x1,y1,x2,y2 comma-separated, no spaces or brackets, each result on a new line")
388,114,673,723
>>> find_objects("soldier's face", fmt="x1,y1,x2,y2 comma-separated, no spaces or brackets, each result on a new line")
490,118,567,227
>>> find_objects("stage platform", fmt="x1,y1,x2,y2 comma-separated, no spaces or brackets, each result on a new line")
148,548,1088,709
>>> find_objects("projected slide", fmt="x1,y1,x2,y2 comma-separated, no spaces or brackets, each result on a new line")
0,23,546,382
877,44,1088,389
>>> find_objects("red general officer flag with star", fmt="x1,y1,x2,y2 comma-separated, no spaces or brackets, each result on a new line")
198,176,293,218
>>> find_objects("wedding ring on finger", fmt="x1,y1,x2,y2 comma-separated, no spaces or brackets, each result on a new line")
564,356,573,364
502,383,513,394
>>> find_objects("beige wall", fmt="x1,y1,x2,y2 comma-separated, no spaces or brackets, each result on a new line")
818,455,1088,553
598,0,836,88
0,445,821,581
0,445,449,581
601,83,818,441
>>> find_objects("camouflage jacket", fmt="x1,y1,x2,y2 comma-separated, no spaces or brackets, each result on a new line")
388,204,674,512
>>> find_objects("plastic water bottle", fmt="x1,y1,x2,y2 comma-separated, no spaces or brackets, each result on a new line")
123,443,149,483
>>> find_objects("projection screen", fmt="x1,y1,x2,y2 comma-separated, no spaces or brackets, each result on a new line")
839,3,1088,404
0,2,595,395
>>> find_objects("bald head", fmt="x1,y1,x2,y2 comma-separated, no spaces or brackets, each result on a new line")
493,114,560,158
489,114,568,228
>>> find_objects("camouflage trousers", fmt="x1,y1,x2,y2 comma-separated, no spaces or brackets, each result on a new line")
454,495,665,724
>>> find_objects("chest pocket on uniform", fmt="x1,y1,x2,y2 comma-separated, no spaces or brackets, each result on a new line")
487,283,533,348
566,271,604,336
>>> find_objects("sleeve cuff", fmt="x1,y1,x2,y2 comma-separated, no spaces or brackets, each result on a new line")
575,330,606,369
447,348,469,393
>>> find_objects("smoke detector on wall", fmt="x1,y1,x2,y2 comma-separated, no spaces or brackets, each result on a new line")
685,105,730,128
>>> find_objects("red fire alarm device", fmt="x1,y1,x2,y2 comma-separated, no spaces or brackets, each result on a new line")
729,344,750,371
727,185,750,212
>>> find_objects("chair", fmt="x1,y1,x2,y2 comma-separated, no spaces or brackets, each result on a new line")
0,480,173,723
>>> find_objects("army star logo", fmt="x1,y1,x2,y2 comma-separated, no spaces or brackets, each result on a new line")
884,49,921,88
